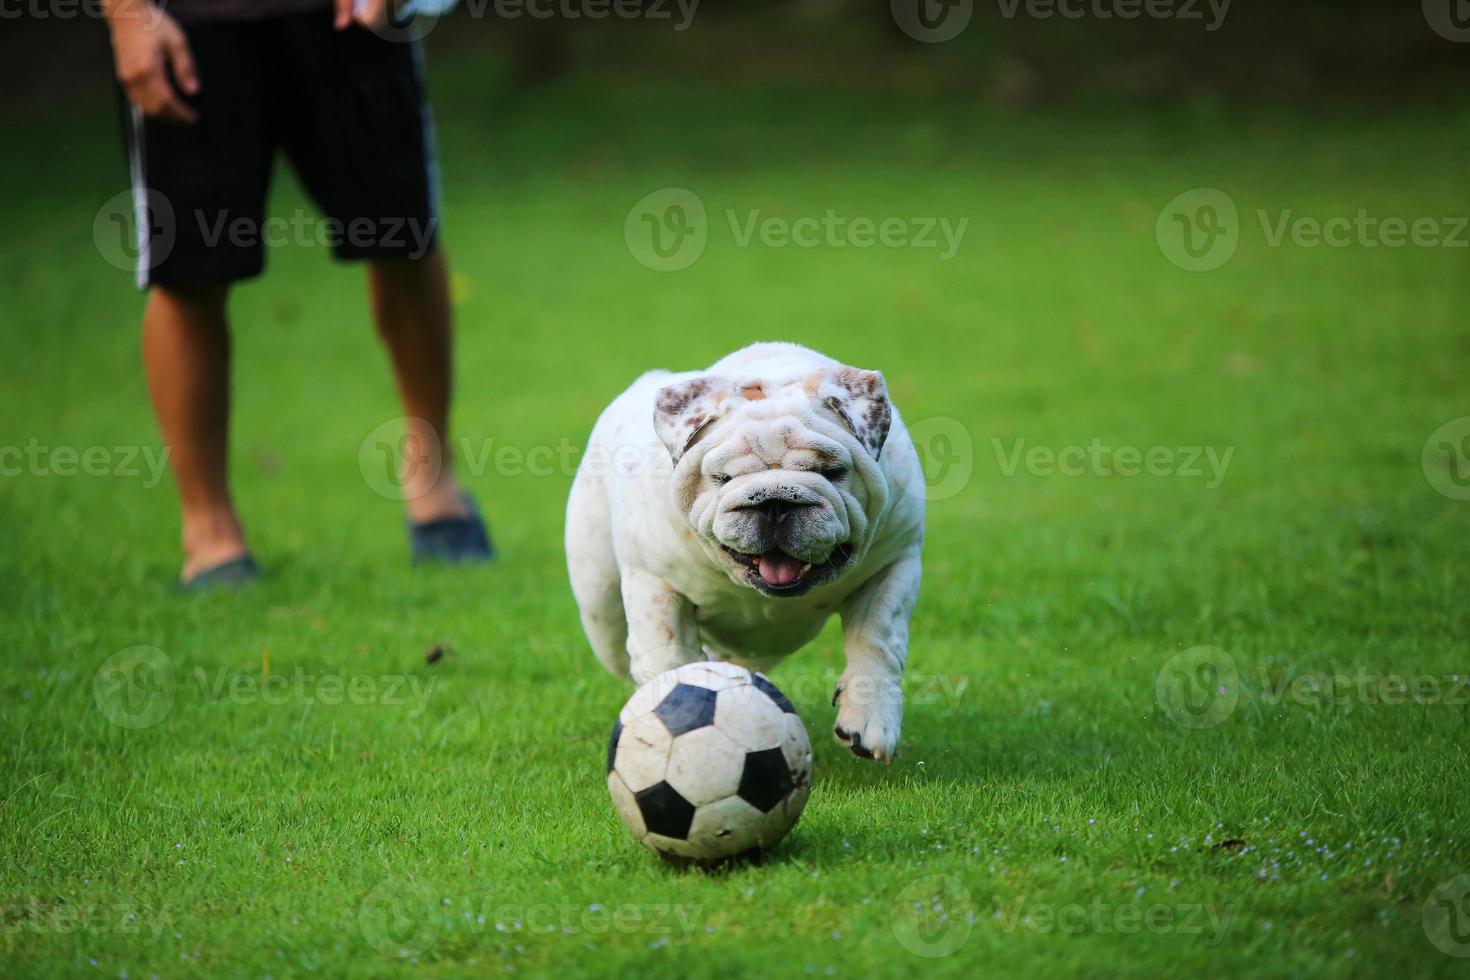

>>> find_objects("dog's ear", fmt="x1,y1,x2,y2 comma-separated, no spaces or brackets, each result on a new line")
654,376,730,462
813,367,892,459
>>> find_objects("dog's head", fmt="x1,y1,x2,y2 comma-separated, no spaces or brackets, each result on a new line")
654,365,892,598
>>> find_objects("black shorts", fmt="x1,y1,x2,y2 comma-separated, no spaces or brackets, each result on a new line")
119,11,441,289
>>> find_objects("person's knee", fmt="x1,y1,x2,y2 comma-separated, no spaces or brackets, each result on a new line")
151,281,231,320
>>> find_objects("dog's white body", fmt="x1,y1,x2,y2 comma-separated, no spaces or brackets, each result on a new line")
565,343,924,760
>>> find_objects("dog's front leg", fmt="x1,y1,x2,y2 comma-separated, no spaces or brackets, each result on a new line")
622,568,704,686
833,551,922,762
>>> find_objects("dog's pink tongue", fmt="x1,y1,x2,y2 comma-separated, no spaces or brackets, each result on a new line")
757,551,805,586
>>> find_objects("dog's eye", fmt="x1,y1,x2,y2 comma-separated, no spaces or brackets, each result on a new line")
819,466,847,481
711,473,732,486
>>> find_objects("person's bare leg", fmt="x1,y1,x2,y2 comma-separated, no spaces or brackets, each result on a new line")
367,246,468,523
141,283,249,580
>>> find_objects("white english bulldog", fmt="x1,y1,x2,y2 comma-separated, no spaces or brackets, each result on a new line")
565,343,924,761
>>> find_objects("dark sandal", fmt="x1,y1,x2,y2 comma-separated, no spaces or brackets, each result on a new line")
409,494,495,565
176,554,259,594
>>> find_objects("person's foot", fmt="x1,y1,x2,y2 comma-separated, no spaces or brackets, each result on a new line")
180,505,250,582
177,554,259,593
403,471,471,524
409,491,494,565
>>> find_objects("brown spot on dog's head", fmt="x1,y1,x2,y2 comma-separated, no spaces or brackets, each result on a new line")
739,382,767,401
655,377,709,418
816,367,891,459
654,376,729,462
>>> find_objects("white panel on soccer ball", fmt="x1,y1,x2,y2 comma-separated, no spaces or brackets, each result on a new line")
779,711,814,778
606,770,646,839
686,794,768,855
665,726,745,806
713,685,787,752
613,714,674,792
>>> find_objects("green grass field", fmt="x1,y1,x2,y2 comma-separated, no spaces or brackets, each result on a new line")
2,45,1469,977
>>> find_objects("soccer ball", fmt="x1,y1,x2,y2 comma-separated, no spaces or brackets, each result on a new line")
606,661,813,863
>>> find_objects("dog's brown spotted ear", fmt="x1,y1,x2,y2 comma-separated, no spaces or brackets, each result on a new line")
654,376,729,462
813,367,892,459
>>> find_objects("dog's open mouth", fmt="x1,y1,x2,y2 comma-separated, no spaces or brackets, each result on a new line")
721,543,853,596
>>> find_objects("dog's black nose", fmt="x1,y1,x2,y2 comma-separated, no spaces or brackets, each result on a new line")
749,499,815,522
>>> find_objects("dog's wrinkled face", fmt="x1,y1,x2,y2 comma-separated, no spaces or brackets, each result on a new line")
655,367,892,598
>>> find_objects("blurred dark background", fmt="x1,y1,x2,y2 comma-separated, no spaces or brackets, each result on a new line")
3,0,1468,115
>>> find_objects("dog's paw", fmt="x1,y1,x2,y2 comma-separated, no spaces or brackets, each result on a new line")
831,672,903,762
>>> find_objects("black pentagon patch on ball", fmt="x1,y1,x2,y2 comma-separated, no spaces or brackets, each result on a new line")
635,781,696,839
737,747,795,814
606,719,623,775
653,683,718,736
751,673,797,714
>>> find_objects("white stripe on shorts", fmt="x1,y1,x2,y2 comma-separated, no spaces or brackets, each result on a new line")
125,104,150,289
